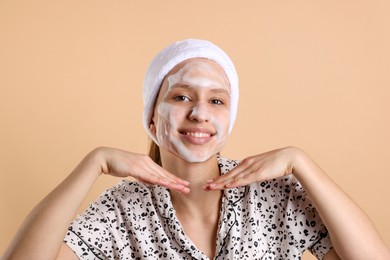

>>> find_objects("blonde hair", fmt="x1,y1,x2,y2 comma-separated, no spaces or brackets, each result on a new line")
148,140,162,166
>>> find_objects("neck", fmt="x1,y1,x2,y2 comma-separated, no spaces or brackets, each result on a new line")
161,153,222,218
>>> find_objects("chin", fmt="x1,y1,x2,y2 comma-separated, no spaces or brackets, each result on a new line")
178,152,218,164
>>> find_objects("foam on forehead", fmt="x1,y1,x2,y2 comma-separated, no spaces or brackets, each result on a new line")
143,39,239,143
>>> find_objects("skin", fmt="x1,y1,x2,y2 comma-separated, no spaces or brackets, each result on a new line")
2,59,390,260
149,59,231,256
151,59,230,163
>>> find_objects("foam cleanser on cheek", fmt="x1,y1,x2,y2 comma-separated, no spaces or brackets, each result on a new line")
155,100,230,163
154,59,231,163
155,101,206,163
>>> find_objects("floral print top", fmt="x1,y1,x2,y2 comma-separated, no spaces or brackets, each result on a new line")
64,157,332,259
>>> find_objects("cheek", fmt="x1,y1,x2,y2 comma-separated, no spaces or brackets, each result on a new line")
212,109,230,134
156,102,186,136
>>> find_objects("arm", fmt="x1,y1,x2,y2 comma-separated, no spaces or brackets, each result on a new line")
2,147,189,260
292,148,389,259
323,249,342,260
206,147,390,259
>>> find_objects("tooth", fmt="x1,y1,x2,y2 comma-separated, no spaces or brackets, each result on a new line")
184,132,210,137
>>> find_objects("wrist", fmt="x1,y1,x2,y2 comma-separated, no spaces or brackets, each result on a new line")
289,147,327,186
288,146,313,180
81,147,109,178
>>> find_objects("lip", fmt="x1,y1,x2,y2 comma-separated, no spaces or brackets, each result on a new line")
179,127,215,145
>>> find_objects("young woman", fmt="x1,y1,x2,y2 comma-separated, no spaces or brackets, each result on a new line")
3,39,389,260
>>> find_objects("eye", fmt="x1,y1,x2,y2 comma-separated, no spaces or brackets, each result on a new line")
210,99,224,105
173,95,191,102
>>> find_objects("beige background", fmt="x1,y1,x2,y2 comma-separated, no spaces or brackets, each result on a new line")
1,1,389,258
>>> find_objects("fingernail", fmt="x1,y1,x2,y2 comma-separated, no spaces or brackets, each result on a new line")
206,179,214,183
209,183,218,188
176,184,190,192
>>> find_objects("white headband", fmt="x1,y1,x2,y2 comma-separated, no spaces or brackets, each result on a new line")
143,39,239,144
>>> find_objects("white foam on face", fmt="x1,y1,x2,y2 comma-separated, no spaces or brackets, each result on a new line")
156,101,229,163
154,59,230,163
167,60,228,92
156,102,205,162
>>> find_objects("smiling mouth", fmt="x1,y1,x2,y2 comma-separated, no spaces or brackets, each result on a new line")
179,127,216,138
178,129,215,145
181,131,212,138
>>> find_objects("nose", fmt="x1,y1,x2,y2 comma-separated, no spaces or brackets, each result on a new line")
188,102,211,122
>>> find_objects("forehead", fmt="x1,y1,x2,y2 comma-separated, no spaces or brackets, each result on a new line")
153,58,231,106
166,58,227,74
167,58,228,82
162,58,229,92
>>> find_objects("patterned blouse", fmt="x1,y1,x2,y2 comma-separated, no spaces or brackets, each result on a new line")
64,157,332,259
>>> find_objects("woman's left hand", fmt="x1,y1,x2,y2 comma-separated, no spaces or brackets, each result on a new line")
205,146,390,259
204,146,300,190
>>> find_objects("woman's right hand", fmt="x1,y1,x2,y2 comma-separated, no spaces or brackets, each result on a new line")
93,147,190,194
3,147,189,260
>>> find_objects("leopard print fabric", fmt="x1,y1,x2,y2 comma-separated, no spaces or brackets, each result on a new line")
64,157,332,259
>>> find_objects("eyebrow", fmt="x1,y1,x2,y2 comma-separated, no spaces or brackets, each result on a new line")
169,84,230,95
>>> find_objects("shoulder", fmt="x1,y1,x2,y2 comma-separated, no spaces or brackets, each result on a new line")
235,174,311,218
81,180,154,218
102,180,152,199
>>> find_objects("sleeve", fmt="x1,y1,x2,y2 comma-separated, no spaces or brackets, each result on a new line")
63,182,126,259
285,176,333,259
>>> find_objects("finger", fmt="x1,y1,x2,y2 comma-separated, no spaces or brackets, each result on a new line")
225,166,278,188
139,174,190,194
206,169,251,190
160,169,190,186
224,172,256,188
213,171,248,188
159,178,191,194
137,179,154,187
133,159,188,187
206,164,253,189
148,162,189,186
133,159,190,193
207,163,249,184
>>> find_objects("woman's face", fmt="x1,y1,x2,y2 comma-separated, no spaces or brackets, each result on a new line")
151,58,231,163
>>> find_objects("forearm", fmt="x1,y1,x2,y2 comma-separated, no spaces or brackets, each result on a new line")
3,149,103,260
292,148,389,259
